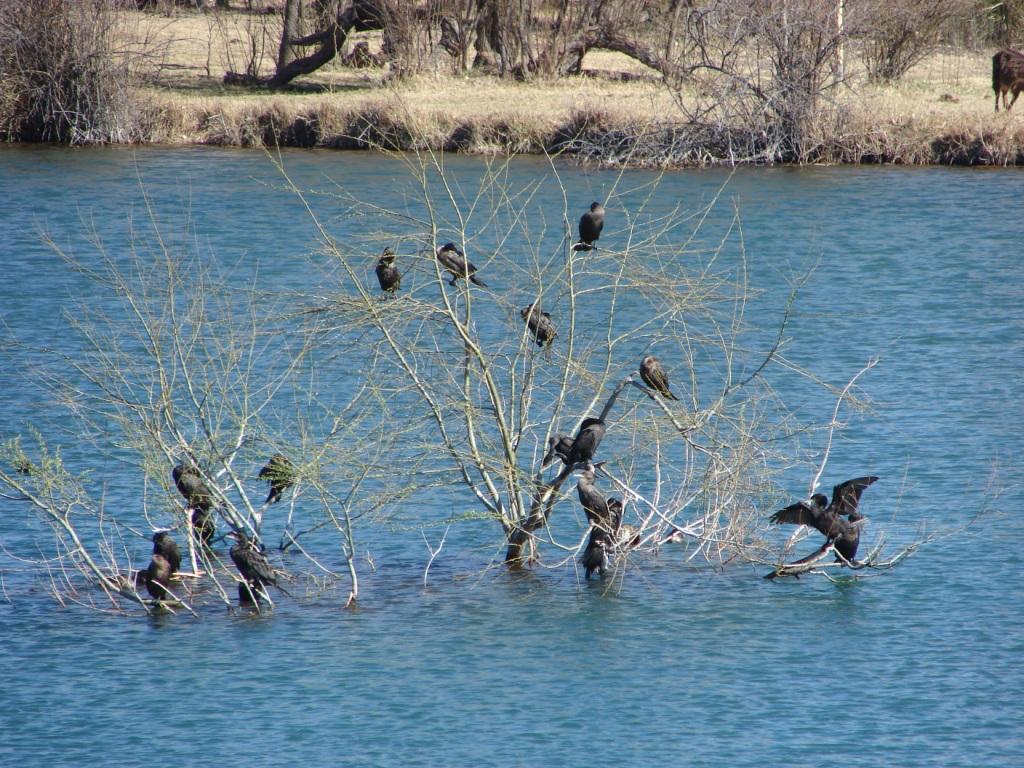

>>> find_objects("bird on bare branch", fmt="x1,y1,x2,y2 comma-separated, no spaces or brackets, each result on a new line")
259,453,294,505
639,355,679,400
770,476,879,563
229,531,291,601
375,247,401,295
578,469,624,579
567,417,607,466
573,201,604,252
436,242,487,287
521,302,557,348
172,463,217,546
145,553,173,601
541,433,574,469
152,531,181,575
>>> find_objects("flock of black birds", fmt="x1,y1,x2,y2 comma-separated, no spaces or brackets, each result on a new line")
141,200,877,602
375,199,879,580
373,201,607,347
142,454,296,608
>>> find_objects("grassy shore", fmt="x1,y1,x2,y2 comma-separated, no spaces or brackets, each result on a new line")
121,8,1024,165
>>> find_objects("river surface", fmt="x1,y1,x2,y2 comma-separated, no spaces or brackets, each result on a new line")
1,148,1022,767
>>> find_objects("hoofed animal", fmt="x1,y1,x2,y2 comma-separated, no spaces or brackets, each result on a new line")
993,48,1024,112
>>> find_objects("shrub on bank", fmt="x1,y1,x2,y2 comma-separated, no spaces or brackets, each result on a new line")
0,0,137,143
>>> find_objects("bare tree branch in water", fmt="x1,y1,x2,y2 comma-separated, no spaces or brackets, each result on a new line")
0,137,925,613
0,191,387,613
282,140,842,582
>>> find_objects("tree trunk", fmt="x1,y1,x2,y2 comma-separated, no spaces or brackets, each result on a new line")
265,0,387,88
277,0,302,74
473,0,501,69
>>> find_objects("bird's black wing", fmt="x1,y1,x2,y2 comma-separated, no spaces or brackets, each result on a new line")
541,434,572,468
769,500,829,536
830,476,879,517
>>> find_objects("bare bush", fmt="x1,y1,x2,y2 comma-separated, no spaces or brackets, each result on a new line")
1,200,382,610
2,141,933,612
0,0,139,143
207,2,281,81
850,0,974,83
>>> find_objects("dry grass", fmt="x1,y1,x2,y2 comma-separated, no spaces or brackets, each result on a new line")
118,8,1024,164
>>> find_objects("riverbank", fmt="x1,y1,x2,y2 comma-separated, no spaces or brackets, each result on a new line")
71,9,1024,165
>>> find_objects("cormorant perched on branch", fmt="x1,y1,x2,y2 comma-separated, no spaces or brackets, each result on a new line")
521,302,557,348
567,417,607,466
229,531,289,600
152,531,181,575
573,202,605,252
639,355,679,400
541,433,574,469
577,465,610,526
577,470,620,579
581,531,609,579
436,242,487,287
770,476,879,562
145,553,173,600
172,464,217,546
258,453,294,505
375,247,401,294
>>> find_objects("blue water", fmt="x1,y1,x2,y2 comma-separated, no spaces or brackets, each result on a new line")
1,148,1022,766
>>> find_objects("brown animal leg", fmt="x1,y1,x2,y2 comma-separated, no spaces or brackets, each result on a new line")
1008,87,1022,111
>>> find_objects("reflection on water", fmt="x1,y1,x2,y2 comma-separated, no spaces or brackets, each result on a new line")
0,148,1022,766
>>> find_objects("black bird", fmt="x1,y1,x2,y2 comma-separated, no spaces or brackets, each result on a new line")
577,465,611,527
172,464,217,545
573,201,605,252
375,247,401,294
258,453,294,505
191,509,216,547
172,464,215,512
521,303,557,348
639,355,679,400
770,476,879,563
541,433,574,469
581,530,609,579
152,531,181,575
229,531,289,599
238,581,260,607
567,417,607,466
145,553,173,601
578,469,612,579
436,242,487,287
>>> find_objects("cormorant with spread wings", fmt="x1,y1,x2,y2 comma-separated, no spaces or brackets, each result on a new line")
770,476,879,562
